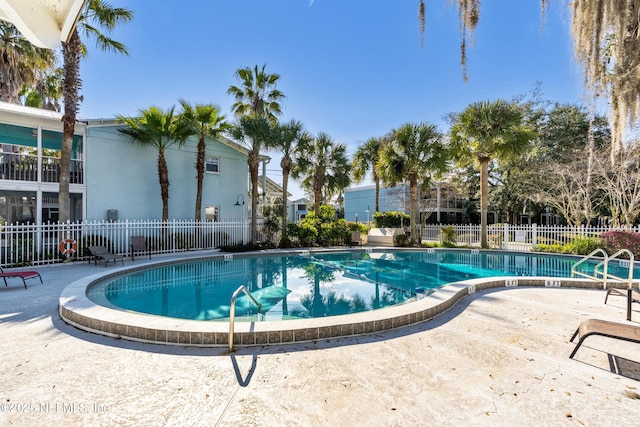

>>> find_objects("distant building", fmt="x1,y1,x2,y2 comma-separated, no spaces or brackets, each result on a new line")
257,174,291,216
344,182,469,225
287,197,310,224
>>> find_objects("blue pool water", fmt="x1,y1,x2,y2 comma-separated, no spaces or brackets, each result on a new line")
86,250,637,322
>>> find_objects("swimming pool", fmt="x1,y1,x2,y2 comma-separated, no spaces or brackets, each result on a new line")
60,248,625,348
85,249,634,322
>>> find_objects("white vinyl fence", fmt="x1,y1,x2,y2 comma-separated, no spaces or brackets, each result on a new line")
0,219,253,267
421,224,639,252
3,219,637,267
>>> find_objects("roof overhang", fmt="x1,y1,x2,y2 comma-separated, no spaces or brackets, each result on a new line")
0,0,86,49
258,175,292,198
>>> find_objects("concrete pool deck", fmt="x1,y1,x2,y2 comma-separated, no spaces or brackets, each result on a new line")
1,251,640,426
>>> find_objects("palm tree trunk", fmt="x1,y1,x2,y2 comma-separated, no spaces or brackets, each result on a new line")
409,176,418,245
195,136,205,220
281,167,290,238
313,168,324,213
0,83,11,103
60,29,82,224
374,176,380,213
249,147,260,244
158,151,170,222
480,158,489,248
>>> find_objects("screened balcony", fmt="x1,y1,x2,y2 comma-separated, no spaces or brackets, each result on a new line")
0,152,83,183
0,123,83,184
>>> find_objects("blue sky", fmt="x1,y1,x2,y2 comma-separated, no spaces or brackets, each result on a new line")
78,1,585,198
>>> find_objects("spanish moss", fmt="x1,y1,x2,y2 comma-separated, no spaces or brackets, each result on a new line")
571,0,640,151
418,0,640,152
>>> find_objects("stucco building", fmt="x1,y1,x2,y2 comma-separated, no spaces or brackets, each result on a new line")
0,102,250,224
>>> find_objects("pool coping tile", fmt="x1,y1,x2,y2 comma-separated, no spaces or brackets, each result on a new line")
58,249,606,348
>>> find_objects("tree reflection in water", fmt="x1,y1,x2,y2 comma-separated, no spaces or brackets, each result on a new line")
295,260,369,318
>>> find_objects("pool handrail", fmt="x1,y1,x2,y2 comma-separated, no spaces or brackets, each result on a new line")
601,249,635,289
229,285,262,352
571,249,609,287
571,248,636,290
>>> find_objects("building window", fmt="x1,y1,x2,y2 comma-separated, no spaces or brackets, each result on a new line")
205,156,219,173
205,206,219,222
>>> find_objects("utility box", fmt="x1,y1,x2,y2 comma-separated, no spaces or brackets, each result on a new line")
107,209,118,222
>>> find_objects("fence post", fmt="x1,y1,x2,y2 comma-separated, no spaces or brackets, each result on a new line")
532,223,537,247
503,223,509,250
125,219,129,257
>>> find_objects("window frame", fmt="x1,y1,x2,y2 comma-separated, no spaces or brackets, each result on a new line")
205,205,220,222
205,156,220,174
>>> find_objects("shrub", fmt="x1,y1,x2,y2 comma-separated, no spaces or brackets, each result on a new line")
372,211,410,228
532,243,567,254
601,231,640,257
288,205,351,246
532,236,603,255
347,221,369,234
260,207,281,243
278,236,295,248
287,221,318,246
394,233,409,247
319,218,350,246
440,226,457,246
565,236,602,255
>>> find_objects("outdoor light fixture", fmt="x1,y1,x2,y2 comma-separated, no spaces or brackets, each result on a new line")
234,194,246,244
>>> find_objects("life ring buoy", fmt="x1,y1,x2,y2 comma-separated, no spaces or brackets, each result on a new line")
59,239,78,256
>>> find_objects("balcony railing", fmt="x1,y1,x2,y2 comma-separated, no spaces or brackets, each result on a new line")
0,153,83,184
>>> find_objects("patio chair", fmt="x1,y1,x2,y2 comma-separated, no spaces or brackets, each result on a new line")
569,319,640,359
130,236,151,261
0,267,42,289
88,246,124,267
604,288,640,321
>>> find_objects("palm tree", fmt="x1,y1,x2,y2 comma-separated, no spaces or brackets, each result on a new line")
378,123,448,245
0,21,55,103
293,132,352,214
177,100,230,221
227,64,286,243
227,115,273,244
269,120,312,240
23,67,64,111
227,64,286,122
449,100,535,248
59,0,133,223
352,136,385,213
116,106,193,221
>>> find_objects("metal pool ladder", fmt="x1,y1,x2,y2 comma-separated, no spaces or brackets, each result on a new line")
571,248,635,289
228,285,262,352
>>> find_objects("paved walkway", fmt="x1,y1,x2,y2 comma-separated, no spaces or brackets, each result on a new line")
1,253,640,426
